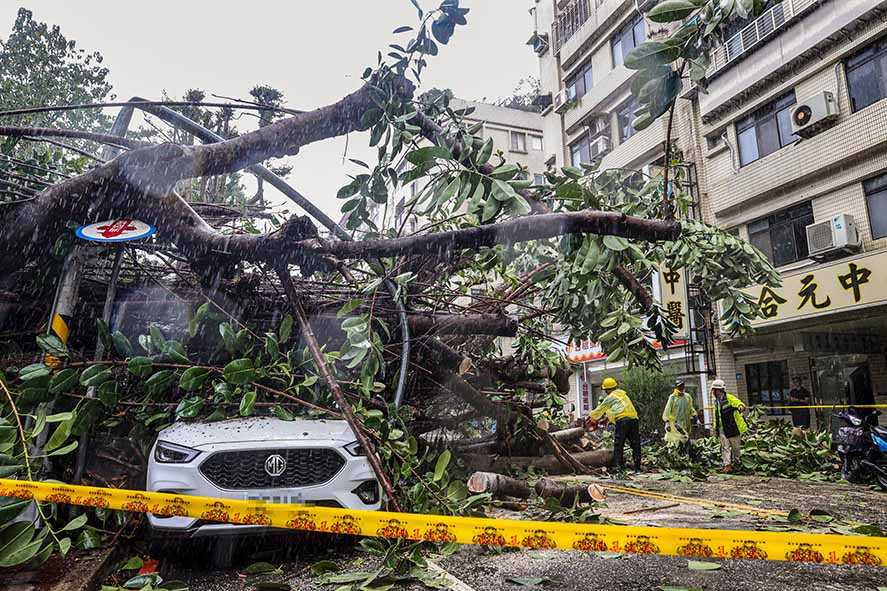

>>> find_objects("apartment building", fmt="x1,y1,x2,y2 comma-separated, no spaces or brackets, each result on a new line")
531,0,887,425
689,0,887,426
530,0,707,416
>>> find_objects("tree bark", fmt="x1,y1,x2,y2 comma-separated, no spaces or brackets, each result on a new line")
533,478,594,505
467,472,531,499
461,449,613,474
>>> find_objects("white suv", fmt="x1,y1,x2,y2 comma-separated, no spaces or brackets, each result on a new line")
146,417,381,538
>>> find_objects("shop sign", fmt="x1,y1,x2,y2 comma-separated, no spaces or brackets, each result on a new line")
745,251,887,326
76,219,156,242
659,264,689,339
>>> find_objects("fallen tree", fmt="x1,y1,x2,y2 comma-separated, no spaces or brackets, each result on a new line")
0,0,786,570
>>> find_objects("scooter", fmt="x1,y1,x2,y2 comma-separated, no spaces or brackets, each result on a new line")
834,408,887,491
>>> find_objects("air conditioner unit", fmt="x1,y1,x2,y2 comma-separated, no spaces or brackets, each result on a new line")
553,88,572,113
806,214,861,260
791,91,839,138
589,135,611,160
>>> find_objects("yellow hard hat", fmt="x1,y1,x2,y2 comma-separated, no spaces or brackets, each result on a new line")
602,377,618,390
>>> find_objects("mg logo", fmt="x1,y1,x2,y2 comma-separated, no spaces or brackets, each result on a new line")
264,454,286,477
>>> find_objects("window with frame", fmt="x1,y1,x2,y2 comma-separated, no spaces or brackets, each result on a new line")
745,360,790,414
531,135,544,151
863,172,887,239
617,97,640,143
510,131,527,152
533,173,546,186
570,135,591,167
846,36,887,112
747,201,813,267
736,91,798,166
611,15,646,68
565,61,594,101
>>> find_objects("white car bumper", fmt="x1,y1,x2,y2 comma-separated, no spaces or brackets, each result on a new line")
146,439,380,537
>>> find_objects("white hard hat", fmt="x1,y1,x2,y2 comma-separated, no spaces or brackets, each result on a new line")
711,379,726,390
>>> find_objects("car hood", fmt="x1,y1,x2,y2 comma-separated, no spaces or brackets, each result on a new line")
157,417,357,449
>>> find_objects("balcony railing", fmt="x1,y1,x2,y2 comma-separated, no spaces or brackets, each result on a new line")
552,0,591,53
710,0,820,72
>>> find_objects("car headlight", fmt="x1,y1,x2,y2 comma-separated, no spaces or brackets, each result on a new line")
154,441,200,463
344,441,365,456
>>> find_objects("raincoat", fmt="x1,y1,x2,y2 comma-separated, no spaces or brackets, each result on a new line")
662,389,696,443
589,389,638,423
713,393,747,436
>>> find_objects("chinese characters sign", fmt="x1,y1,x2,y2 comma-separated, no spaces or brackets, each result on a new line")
745,252,887,326
660,265,689,339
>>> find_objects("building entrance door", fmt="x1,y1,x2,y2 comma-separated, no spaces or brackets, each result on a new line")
811,354,873,431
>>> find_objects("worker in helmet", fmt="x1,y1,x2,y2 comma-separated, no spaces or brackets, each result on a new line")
710,378,747,473
587,377,641,473
662,379,697,458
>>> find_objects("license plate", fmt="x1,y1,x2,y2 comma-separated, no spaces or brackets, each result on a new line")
246,493,304,504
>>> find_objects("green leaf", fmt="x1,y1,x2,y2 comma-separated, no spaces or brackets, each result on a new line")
128,356,153,377
648,0,697,22
123,574,161,589
687,560,721,571
162,341,190,364
179,367,211,391
111,331,133,358
491,179,517,202
278,314,294,343
476,137,494,165
243,561,279,575
175,396,204,419
219,323,238,355
36,334,68,358
433,449,451,482
603,235,629,252
79,364,112,387
145,370,175,395
120,556,144,570
787,508,802,523
76,528,103,551
489,163,519,180
623,42,681,70
49,369,79,394
310,560,340,575
239,391,257,417
272,405,294,421
47,441,78,457
0,497,29,522
60,513,88,532
149,325,166,351
19,363,51,382
224,358,256,385
44,417,73,452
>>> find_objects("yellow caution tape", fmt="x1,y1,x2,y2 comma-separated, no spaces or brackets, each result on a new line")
703,404,887,411
1,479,884,565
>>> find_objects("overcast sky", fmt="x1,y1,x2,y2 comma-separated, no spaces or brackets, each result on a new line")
0,1,538,220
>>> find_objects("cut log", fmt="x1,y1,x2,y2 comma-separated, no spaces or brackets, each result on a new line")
461,449,613,475
467,472,532,499
549,427,587,444
533,478,593,505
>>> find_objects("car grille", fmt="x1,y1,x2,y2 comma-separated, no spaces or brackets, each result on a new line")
199,448,346,490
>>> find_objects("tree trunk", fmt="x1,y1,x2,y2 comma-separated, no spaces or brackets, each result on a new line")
466,472,599,504
467,472,531,499
550,427,587,444
460,449,612,474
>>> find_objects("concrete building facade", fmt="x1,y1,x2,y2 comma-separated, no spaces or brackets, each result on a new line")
530,0,887,425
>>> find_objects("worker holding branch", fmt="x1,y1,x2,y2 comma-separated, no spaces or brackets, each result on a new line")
586,377,641,474
662,379,697,458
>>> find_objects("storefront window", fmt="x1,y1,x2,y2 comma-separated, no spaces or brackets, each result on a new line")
745,360,790,414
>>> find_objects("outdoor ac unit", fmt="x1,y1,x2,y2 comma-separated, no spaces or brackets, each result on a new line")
553,88,572,113
589,135,611,160
806,214,861,259
791,91,839,138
